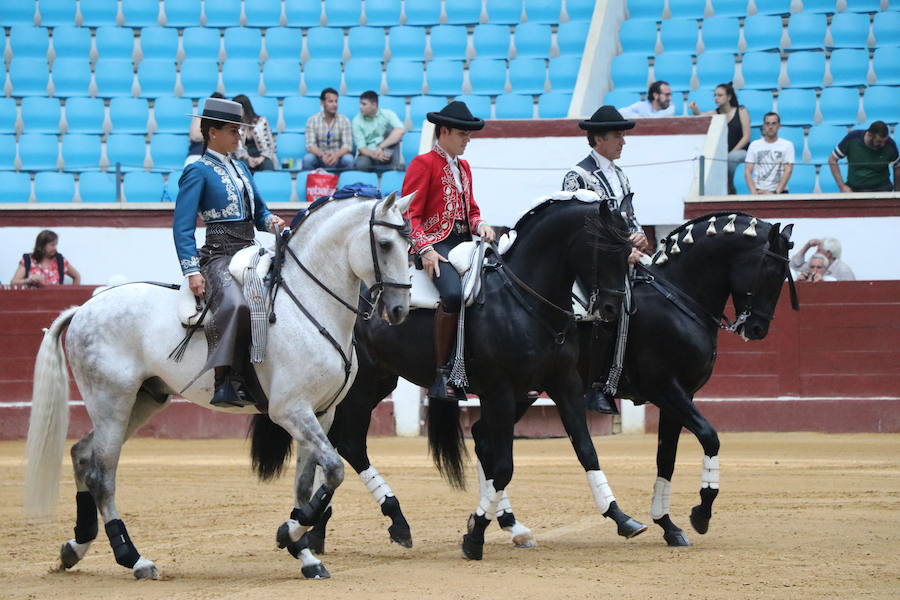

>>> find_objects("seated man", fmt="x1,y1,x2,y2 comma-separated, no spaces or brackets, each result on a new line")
790,237,855,281
828,121,899,193
353,90,405,171
302,87,354,171
619,81,675,118
797,253,835,283
744,112,794,194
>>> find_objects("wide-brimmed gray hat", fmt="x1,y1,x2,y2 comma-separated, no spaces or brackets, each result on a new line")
186,97,248,126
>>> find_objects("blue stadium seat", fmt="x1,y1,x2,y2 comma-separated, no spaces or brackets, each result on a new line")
96,26,136,60
696,51,737,89
0,4,37,26
785,13,826,51
785,51,825,88
565,0,595,21
426,59,465,95
829,49,869,87
222,59,261,96
828,12,871,49
306,27,345,60
430,25,469,61
445,0,483,25
495,93,534,119
81,0,119,27
743,15,784,52
753,0,792,15
275,132,306,162
9,26,50,60
523,0,562,24
124,171,165,201
652,53,694,92
106,133,147,170
245,0,283,27
872,11,900,48
38,0,77,27
472,24,511,59
282,96,322,131
182,27,221,61
873,46,900,86
139,27,179,60
180,59,220,98
109,97,149,133
401,130,422,162
538,91,571,117
602,89,641,109
0,136,17,169
819,87,861,125
285,0,323,27
379,169,405,194
138,59,177,97
61,133,102,170
338,169,378,187
378,95,408,124
51,25,91,59
687,87,716,113
344,59,384,95
740,52,781,89
511,57,548,94
626,0,664,20
776,88,816,125
365,0,402,27
787,163,816,193
409,95,447,130
246,94,279,130
0,99,17,134
776,125,805,157
818,163,847,193
22,97,62,133
324,0,362,27
64,97,105,133
388,26,426,60
844,0,882,12
739,89,774,123
263,59,301,96
800,0,837,14
618,19,658,56
453,94,492,119
95,59,137,98
150,133,188,171
224,28,262,60
0,172,33,201
670,0,707,19
700,17,740,53
78,171,118,202
610,54,649,92
35,172,75,202
302,59,342,96
468,59,508,95
557,21,589,57
163,0,201,27
348,27,387,60
204,0,242,28
660,19,700,54
264,28,301,61
806,124,846,163
165,169,183,200
9,59,50,96
514,22,552,58
405,0,442,26
253,171,293,202
862,86,899,125
51,58,91,97
122,0,162,27
153,96,193,132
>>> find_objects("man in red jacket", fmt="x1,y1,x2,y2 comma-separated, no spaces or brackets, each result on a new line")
402,101,496,403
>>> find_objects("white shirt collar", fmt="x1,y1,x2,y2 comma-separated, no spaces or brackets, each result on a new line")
591,149,615,172
205,148,228,163
205,149,245,193
435,142,463,193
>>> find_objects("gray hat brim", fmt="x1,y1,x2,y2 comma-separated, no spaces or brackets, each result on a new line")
185,113,251,127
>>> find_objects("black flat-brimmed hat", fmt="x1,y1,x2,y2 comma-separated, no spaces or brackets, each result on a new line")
186,97,249,126
578,105,636,132
427,101,485,131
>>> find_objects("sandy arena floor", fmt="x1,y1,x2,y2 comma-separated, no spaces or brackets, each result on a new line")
0,433,897,599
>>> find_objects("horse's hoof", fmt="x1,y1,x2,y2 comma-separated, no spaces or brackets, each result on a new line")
388,524,413,548
301,563,331,579
132,557,160,580
466,512,476,534
663,529,692,547
689,506,710,535
276,520,303,549
617,517,648,539
59,540,89,570
512,531,537,549
461,534,484,560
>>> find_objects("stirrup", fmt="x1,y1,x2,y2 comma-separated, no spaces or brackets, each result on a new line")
210,380,254,408
428,368,467,403
585,386,618,415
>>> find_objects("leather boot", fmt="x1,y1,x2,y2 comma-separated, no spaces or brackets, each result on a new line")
585,384,619,415
211,366,252,408
428,306,467,403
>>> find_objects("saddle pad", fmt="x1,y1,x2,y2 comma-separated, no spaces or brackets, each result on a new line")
177,280,207,326
409,242,484,310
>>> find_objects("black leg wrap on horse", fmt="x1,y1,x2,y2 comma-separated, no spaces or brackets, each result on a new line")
497,511,516,530
654,515,691,547
381,496,413,548
293,485,334,526
74,491,98,544
690,487,718,535
304,505,332,555
286,537,305,559
603,501,648,539
104,519,140,569
462,513,490,560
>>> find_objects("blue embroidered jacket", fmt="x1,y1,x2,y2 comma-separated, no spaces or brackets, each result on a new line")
173,153,276,275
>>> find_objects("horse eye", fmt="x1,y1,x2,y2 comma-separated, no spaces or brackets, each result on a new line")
378,240,393,251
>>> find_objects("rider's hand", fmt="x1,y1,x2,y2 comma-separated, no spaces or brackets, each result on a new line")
627,247,644,265
269,215,286,233
421,249,448,279
629,232,649,252
479,223,497,244
188,273,206,297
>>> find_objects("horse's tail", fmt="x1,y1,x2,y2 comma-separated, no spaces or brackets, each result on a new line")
24,306,79,517
249,414,294,481
427,400,468,490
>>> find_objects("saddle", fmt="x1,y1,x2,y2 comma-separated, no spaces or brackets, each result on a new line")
409,241,486,310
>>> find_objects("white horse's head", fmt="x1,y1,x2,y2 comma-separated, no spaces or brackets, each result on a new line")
349,191,414,325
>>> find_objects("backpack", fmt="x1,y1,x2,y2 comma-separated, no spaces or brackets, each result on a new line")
23,253,66,284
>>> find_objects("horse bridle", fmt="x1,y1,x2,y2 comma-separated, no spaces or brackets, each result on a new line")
725,240,800,334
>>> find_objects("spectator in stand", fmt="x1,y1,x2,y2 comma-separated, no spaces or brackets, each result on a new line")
828,121,899,193
232,94,278,172
353,90,406,171
10,230,81,287
302,87,354,171
744,112,794,194
689,82,750,194
796,253,835,283
186,92,225,166
619,81,675,118
791,237,855,281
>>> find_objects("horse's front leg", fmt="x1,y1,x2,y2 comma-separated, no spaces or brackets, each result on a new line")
652,408,691,546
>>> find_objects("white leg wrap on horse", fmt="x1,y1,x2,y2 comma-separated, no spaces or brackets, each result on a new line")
475,479,502,520
66,539,92,560
358,466,394,505
496,491,512,516
298,548,322,568
701,455,720,489
650,477,672,520
587,470,616,514
284,519,305,542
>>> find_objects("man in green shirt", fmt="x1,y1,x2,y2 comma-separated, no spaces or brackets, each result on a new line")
352,90,406,171
828,121,899,192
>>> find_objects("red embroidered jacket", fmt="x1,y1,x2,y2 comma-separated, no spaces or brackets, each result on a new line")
402,145,485,254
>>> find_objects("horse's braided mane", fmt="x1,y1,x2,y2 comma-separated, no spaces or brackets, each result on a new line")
665,211,770,240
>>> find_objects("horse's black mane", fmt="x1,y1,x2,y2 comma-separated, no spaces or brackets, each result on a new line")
665,211,769,240
508,198,631,254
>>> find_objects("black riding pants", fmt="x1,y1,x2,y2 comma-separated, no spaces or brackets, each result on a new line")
431,227,471,314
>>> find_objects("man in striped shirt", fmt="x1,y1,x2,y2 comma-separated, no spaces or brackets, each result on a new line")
302,87,354,171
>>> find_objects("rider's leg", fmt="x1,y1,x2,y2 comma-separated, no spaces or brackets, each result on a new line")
429,251,465,402
208,269,252,407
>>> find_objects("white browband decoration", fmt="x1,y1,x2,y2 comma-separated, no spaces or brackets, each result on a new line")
650,477,672,520
587,470,615,514
682,223,694,244
701,455,720,489
359,466,394,505
743,217,758,237
706,216,717,236
724,213,737,233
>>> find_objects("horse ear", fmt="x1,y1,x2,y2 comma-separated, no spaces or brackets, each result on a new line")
395,190,415,214
380,191,398,212
768,222,781,242
780,223,794,241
